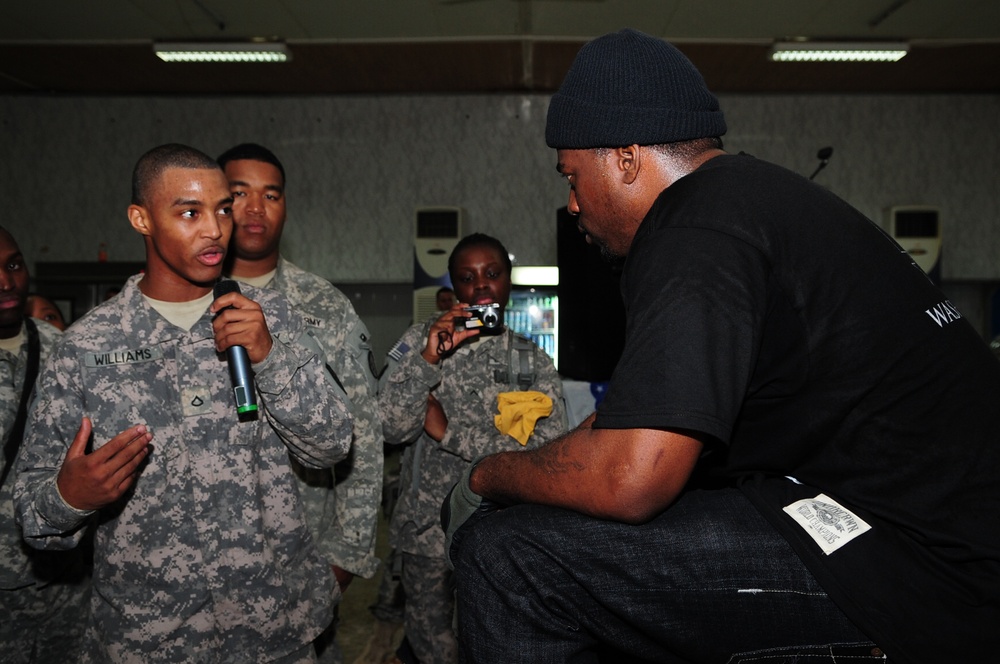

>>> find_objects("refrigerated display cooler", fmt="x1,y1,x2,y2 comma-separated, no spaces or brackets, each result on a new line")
506,264,620,427
506,266,558,369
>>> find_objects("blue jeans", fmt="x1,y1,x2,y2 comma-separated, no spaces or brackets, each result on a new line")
453,488,885,663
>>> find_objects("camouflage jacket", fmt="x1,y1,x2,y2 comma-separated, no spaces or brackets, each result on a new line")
0,318,64,590
255,257,383,579
14,275,353,663
379,318,567,558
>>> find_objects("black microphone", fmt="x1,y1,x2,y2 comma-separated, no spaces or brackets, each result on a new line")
809,146,834,181
213,280,259,416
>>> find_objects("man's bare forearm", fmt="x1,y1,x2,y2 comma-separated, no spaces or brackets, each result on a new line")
470,430,587,506
469,423,703,524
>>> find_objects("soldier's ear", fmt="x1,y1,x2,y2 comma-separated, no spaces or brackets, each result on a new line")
128,205,152,236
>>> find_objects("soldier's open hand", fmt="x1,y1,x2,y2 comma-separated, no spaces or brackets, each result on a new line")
56,417,152,511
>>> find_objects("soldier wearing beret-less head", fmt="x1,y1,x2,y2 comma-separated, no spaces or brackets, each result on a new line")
381,233,568,664
14,144,354,663
1,225,89,663
218,142,385,664
443,29,1000,663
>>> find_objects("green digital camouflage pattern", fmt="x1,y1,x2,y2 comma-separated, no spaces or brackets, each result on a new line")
1,318,64,588
259,258,383,580
2,319,90,664
380,318,567,558
378,318,568,664
14,275,353,663
401,551,456,664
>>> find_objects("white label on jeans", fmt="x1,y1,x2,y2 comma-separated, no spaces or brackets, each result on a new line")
782,493,872,555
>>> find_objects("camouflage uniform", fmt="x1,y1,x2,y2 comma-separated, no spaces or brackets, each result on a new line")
2,319,90,663
245,258,384,663
14,275,353,664
258,257,382,580
379,318,567,664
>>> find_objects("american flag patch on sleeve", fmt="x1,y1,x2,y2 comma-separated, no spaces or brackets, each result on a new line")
388,340,410,362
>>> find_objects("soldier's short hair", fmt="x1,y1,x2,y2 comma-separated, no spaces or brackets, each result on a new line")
217,143,286,185
448,233,513,281
131,144,220,206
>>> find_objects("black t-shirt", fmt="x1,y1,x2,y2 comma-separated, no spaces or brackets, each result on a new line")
595,153,1000,662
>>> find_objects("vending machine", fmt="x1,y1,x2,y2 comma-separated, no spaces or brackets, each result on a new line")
506,266,559,369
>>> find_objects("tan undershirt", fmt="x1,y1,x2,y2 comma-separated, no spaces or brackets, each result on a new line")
143,292,214,332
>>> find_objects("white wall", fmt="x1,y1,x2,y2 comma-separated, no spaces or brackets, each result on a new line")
3,92,998,346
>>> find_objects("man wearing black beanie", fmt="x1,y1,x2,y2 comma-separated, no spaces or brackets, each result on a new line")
443,28,1000,663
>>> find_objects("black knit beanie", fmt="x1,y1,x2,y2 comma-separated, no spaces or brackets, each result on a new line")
545,28,727,149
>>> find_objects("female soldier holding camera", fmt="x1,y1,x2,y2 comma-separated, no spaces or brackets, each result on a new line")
378,233,567,664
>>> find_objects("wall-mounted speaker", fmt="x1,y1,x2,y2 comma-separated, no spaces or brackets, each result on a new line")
413,207,463,322
887,205,941,285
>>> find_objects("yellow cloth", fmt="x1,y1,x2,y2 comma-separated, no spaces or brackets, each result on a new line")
494,391,553,445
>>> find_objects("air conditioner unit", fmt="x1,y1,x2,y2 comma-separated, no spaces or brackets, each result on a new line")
886,206,941,284
413,207,463,322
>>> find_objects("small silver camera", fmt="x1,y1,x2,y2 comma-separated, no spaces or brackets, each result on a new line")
460,303,502,331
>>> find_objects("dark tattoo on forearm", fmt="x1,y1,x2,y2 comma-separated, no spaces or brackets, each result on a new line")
531,437,586,474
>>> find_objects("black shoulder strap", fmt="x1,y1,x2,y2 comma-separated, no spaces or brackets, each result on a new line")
1,319,41,488
514,336,536,391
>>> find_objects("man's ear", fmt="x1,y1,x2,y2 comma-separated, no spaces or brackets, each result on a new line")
617,144,642,185
127,205,152,236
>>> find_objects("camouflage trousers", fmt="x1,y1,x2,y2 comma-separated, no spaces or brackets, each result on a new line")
401,552,457,664
0,575,91,664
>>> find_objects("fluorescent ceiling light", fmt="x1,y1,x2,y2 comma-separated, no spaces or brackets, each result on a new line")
153,42,291,63
770,42,909,63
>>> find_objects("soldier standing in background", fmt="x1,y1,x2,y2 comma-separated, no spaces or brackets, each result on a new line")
1,226,90,663
25,294,68,331
379,233,567,664
434,288,455,312
218,143,384,664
